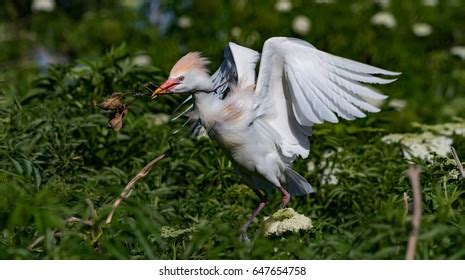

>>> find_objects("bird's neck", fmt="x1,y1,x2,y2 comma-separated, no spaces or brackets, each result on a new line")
192,91,213,108
192,75,214,105
194,72,214,94
192,89,220,130
190,73,217,127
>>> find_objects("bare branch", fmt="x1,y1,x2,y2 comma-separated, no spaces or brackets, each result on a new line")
28,235,45,251
451,147,465,179
405,166,422,260
403,192,409,218
105,150,171,224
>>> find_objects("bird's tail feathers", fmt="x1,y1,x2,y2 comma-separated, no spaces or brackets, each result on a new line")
285,168,315,196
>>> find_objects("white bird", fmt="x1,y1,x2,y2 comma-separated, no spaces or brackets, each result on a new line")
152,37,400,241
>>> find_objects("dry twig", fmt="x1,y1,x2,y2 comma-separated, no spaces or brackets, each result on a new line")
28,232,51,251
405,166,422,260
27,215,96,250
105,148,172,224
451,147,465,179
28,230,87,251
28,199,101,250
28,147,172,250
65,216,94,226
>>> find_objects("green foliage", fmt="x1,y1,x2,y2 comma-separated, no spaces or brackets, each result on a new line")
1,0,465,260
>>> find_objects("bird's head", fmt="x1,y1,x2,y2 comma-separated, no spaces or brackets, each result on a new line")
152,52,212,98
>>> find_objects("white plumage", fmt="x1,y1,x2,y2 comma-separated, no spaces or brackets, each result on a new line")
153,37,400,241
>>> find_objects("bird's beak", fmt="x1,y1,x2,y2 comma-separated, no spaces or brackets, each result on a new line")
151,79,179,99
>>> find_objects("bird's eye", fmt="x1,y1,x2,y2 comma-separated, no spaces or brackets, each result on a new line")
178,76,185,81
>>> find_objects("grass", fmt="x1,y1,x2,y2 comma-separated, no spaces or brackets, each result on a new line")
0,0,465,259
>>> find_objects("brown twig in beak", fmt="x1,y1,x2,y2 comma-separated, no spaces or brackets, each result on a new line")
99,82,160,132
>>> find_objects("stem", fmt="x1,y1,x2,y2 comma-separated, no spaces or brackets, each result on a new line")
405,166,422,260
105,148,172,224
403,192,409,218
451,147,465,179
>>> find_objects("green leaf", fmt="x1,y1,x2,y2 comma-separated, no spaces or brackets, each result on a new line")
11,159,23,175
33,166,42,189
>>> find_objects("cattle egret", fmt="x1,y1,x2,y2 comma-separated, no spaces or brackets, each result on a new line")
152,37,400,242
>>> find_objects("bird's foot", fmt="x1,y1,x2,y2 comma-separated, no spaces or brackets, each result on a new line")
277,185,291,209
279,194,290,209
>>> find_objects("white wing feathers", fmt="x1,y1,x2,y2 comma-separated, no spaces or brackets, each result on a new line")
210,42,260,96
226,42,260,86
255,37,400,160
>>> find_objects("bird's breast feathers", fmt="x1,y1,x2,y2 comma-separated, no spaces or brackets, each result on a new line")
195,83,258,150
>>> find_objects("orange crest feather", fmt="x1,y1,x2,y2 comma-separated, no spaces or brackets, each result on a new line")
170,52,210,77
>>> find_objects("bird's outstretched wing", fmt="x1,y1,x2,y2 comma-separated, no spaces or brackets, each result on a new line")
211,42,259,98
254,37,400,161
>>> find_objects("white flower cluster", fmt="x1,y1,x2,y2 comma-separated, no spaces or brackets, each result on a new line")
305,151,341,185
32,0,55,12
292,16,312,36
321,165,341,185
177,16,192,29
413,122,465,137
275,0,293,13
448,169,461,180
132,54,152,66
306,161,316,174
318,148,343,185
388,99,407,111
450,46,465,60
231,27,242,38
382,121,465,162
412,23,433,37
264,208,312,236
371,12,397,29
422,0,438,7
381,132,453,162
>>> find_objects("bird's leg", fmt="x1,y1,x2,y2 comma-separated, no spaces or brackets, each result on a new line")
239,189,266,243
277,185,290,208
